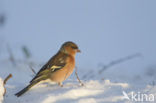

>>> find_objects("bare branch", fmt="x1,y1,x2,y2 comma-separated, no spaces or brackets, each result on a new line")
75,66,84,86
3,74,12,96
4,74,12,85
99,53,142,74
29,65,37,75
22,45,31,59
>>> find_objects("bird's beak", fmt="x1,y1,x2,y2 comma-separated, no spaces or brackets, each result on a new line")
77,49,81,53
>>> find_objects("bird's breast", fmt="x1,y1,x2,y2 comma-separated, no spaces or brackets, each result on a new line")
50,56,75,83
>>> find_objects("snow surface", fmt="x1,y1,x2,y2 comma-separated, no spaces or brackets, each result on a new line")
0,78,4,103
0,59,155,103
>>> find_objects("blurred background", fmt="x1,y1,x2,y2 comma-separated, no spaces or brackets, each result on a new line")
0,0,156,77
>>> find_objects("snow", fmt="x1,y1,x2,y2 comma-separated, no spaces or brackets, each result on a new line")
0,0,156,103
0,60,155,103
0,78,4,103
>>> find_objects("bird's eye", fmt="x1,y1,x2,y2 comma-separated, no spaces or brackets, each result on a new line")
71,46,78,49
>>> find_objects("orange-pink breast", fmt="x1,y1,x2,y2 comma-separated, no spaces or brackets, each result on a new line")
50,56,75,83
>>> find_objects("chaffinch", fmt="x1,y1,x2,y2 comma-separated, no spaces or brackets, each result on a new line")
15,41,80,97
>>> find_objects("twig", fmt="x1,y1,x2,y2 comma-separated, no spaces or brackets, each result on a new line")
3,74,12,96
99,53,142,74
22,45,31,59
4,74,12,85
75,66,84,86
29,65,37,75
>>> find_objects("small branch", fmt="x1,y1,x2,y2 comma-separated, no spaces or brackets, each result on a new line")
22,45,31,59
3,74,12,96
4,74,12,85
99,53,142,74
29,65,37,75
75,66,84,86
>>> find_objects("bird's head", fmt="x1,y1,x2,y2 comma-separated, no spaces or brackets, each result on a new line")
60,41,80,56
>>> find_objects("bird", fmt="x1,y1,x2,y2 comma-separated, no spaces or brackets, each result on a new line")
15,41,80,97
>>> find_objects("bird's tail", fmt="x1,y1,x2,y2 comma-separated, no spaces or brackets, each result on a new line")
15,81,38,97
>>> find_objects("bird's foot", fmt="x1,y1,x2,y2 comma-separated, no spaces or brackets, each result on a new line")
58,82,63,87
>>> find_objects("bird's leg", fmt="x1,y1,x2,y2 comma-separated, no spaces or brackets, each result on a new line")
58,82,63,87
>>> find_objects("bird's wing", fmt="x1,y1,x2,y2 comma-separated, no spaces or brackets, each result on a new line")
30,52,67,83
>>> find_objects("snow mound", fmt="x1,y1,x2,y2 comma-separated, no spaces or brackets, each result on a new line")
0,78,4,103
0,60,156,103
5,79,130,103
